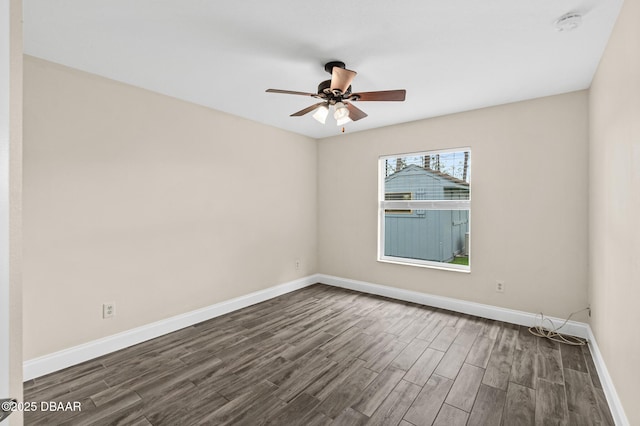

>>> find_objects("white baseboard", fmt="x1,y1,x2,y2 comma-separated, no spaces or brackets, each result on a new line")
586,326,630,426
23,274,320,381
316,274,590,338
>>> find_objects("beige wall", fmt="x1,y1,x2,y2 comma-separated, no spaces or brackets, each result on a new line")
318,91,589,319
589,0,640,423
22,56,317,359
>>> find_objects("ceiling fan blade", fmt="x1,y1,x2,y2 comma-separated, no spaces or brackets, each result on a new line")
290,102,328,117
345,103,368,122
350,89,406,102
330,67,357,93
266,89,321,98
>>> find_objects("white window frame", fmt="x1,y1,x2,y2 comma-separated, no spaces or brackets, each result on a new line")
377,147,471,272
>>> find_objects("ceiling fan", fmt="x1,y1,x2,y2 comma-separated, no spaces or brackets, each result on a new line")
266,61,406,126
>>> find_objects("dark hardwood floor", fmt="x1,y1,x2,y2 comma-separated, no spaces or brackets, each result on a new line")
24,284,614,425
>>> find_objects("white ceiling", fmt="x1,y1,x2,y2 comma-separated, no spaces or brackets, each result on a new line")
23,0,623,139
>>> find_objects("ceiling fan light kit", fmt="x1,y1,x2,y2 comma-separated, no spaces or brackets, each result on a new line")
266,61,406,128
333,102,349,120
312,104,329,124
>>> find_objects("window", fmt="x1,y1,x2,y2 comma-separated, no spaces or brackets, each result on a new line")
378,148,471,271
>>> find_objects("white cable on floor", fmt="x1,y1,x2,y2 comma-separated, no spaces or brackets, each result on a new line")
528,307,589,346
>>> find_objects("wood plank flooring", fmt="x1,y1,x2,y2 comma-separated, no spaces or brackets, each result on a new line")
24,284,614,425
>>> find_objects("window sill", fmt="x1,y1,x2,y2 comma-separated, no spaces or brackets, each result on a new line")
378,256,471,273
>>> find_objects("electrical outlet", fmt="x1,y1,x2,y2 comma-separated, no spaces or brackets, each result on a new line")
103,303,115,319
295,259,301,270
496,281,505,293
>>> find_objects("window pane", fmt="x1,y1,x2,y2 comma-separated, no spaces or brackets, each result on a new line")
384,209,470,265
383,151,470,200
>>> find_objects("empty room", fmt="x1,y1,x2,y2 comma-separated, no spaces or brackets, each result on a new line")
1,0,639,425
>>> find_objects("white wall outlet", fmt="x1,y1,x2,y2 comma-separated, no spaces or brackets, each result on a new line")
496,281,505,293
103,303,115,319
295,259,301,270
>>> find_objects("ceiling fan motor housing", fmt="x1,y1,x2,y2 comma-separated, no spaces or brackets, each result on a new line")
318,79,352,99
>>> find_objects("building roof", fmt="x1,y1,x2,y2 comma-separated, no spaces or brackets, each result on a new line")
385,164,470,187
